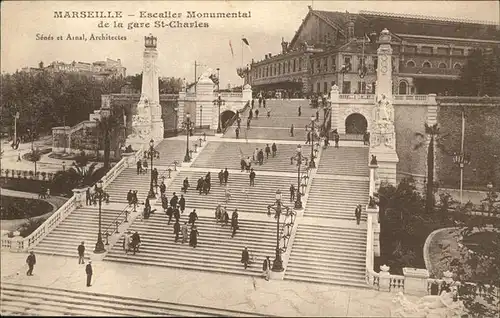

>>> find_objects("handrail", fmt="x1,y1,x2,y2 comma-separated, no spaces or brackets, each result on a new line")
279,209,296,253
102,203,132,243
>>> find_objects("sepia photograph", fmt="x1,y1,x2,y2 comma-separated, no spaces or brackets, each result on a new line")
1,0,499,316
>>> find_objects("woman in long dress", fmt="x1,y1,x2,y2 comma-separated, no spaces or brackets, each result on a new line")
189,225,199,248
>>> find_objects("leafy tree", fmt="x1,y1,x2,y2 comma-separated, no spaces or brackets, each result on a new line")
415,123,441,213
26,148,42,174
459,47,500,97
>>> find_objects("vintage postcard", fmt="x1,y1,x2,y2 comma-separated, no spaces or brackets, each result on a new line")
1,0,499,316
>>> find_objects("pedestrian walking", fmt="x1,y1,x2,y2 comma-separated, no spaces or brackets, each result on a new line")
355,204,362,225
290,124,294,137
179,195,186,213
221,208,229,226
235,126,240,139
298,105,302,116
78,241,85,264
166,206,173,225
272,143,277,157
174,207,180,222
289,184,296,202
182,177,190,193
262,256,271,281
86,261,93,287
126,190,133,205
223,168,229,185
265,144,271,159
241,247,250,269
26,251,36,276
306,131,311,144
249,169,256,187
160,182,166,196
152,168,159,187
189,225,199,248
181,222,189,243
136,160,142,174
188,209,198,225
173,219,181,242
255,109,259,118
218,169,224,185
170,192,178,209
231,209,239,238
335,132,340,148
267,109,271,118
86,188,91,205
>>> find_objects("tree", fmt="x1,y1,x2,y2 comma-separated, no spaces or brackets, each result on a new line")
459,47,500,97
26,148,42,174
415,123,440,213
95,114,122,171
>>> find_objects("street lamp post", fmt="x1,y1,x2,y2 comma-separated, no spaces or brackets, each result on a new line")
290,145,308,209
91,180,109,254
182,113,193,162
216,68,220,92
213,94,226,134
146,139,160,199
13,111,19,145
308,115,316,168
267,189,291,272
452,152,471,204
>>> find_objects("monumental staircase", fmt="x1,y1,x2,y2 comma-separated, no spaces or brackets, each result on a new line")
0,282,265,316
104,213,282,277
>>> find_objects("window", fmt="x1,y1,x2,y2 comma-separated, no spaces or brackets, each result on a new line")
278,63,281,75
454,63,462,70
421,46,433,54
342,81,351,94
406,60,416,68
398,81,408,95
406,46,417,53
316,60,320,73
331,55,336,71
344,56,351,66
423,61,432,68
324,58,328,72
316,82,320,93
324,82,328,94
293,59,296,72
357,82,367,94
288,61,291,73
437,47,448,55
438,62,447,69
298,58,302,71
452,48,464,56
373,57,378,71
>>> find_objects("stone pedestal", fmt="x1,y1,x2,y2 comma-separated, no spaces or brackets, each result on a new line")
366,205,381,257
195,72,216,130
368,163,378,197
10,236,24,252
379,265,391,292
369,149,398,185
403,268,430,296
329,84,340,132
242,84,252,103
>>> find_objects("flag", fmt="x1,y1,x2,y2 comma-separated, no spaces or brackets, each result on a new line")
229,40,234,58
242,38,250,46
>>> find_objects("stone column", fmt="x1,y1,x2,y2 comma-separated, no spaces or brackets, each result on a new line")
369,163,379,197
177,91,186,129
196,73,216,130
330,84,340,133
403,268,430,296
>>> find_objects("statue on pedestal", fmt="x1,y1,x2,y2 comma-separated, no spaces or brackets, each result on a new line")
391,288,466,318
371,94,396,149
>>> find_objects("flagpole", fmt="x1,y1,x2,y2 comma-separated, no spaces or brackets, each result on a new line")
361,35,365,93
241,36,244,86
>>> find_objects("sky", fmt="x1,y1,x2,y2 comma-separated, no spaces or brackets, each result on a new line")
2,1,499,87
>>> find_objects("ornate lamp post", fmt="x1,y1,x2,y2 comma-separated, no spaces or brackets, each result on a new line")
290,145,308,209
216,68,220,92
267,189,291,272
452,152,471,204
145,139,160,199
308,115,316,168
91,180,110,254
182,113,193,162
213,94,226,134
199,105,203,128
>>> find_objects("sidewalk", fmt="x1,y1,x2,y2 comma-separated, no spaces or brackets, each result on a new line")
0,251,411,317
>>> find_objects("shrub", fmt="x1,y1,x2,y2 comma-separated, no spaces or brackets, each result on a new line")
0,195,53,220
22,171,28,179
18,217,47,237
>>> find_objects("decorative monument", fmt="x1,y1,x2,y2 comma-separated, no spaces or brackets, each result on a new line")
127,34,163,148
370,28,399,184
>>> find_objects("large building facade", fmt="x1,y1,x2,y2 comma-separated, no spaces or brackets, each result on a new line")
21,58,127,79
249,7,500,97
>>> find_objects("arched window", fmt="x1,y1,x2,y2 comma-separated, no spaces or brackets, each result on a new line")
422,61,432,68
438,62,447,69
454,63,462,70
406,60,416,68
398,81,408,95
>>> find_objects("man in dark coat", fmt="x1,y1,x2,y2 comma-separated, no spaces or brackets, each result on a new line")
182,177,190,193
152,168,159,187
306,131,311,144
170,192,178,209
249,169,256,187
86,188,91,205
262,256,271,281
255,109,259,118
241,247,250,269
78,241,85,264
231,209,239,238
179,194,186,213
126,190,132,205
173,207,181,223
197,177,204,194
188,209,198,225
136,160,142,174
258,149,264,165
290,124,294,137
271,143,277,157
334,132,340,148
159,182,166,196
166,206,174,225
265,144,271,159
85,260,93,287
298,105,302,116
161,195,168,213
203,179,210,195
223,168,229,185
289,184,296,202
173,219,181,243
355,204,362,225
235,126,240,139
240,158,246,172
218,170,224,185
26,251,36,276
237,117,241,128
131,231,141,255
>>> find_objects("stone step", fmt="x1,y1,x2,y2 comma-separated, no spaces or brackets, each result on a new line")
283,274,368,289
0,282,264,317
